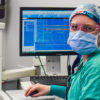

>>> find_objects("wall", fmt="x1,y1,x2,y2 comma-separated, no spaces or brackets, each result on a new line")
3,0,100,71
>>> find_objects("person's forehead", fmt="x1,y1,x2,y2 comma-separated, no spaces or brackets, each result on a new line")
71,14,97,25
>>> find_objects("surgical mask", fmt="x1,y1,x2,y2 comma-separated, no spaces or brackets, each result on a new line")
67,31,100,55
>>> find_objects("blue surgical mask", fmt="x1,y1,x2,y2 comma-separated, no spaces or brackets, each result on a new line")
67,31,100,55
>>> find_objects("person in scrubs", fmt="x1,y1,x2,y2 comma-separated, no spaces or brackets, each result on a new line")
25,3,100,100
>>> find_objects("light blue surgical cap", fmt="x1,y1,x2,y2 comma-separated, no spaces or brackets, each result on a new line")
70,3,100,24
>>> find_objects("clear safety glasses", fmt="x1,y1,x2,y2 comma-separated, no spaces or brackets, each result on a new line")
70,23,100,32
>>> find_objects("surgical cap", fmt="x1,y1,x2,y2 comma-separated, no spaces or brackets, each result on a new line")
70,3,100,24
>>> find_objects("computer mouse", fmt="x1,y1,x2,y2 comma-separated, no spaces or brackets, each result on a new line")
29,90,38,96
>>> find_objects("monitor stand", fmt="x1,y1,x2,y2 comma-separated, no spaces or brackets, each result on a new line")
46,56,61,75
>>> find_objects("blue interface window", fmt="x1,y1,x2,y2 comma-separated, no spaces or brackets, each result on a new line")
20,8,75,55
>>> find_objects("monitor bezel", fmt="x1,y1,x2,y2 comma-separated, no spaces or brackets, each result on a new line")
20,7,78,56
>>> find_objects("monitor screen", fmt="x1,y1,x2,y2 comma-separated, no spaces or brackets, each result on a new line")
20,7,77,56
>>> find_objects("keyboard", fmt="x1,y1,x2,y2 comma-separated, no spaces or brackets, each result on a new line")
30,75,68,86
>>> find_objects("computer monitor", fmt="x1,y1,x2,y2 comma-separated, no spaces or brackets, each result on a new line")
20,7,77,56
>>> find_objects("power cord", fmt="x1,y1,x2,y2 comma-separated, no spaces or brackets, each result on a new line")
38,56,47,76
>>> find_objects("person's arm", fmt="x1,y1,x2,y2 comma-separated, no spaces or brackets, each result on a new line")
49,85,66,99
80,65,100,100
25,83,66,99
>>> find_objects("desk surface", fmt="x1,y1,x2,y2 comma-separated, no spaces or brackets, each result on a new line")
6,90,55,100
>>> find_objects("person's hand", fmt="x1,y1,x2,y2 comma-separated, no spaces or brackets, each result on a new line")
25,83,50,97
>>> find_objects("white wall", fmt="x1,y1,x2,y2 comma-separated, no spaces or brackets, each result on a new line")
3,0,100,71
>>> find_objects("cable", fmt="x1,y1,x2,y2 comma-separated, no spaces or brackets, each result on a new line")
38,56,47,76
67,55,71,75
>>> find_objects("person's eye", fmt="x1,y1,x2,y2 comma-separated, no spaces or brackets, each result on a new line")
72,25,78,30
84,26,94,32
87,27,93,31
